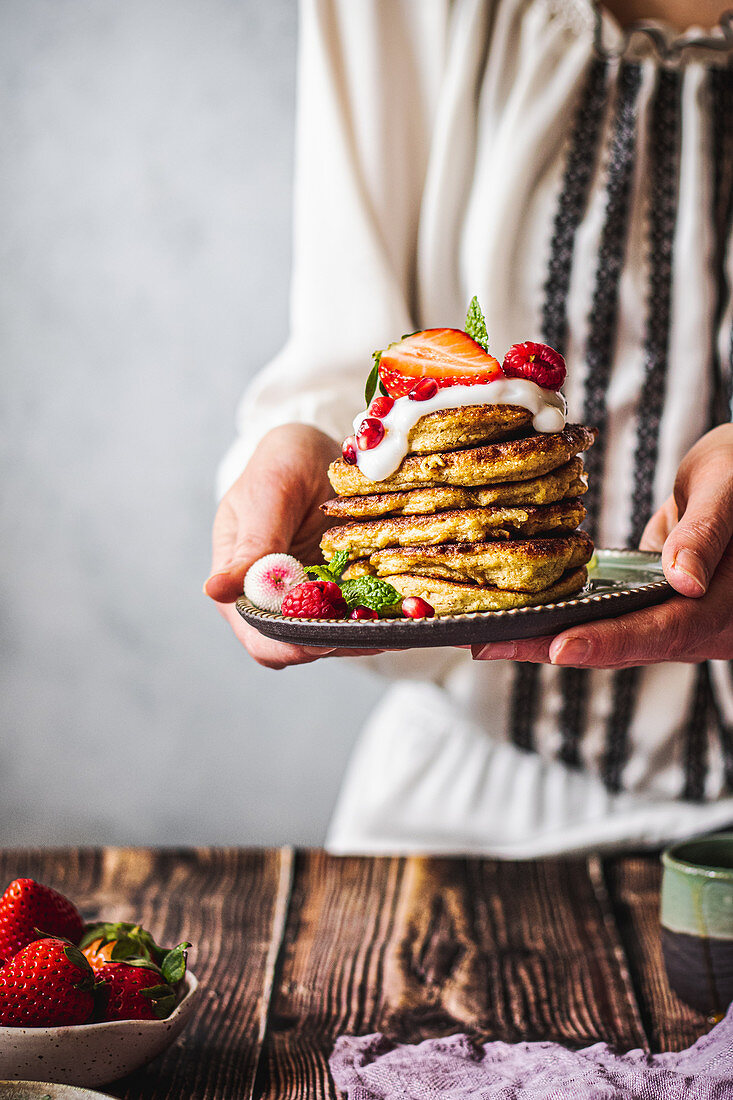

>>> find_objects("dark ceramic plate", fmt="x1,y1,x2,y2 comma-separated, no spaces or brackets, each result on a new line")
236,548,673,649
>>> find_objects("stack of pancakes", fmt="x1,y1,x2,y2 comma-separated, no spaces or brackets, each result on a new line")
320,404,597,615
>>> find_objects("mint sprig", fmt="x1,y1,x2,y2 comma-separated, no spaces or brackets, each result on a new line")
340,576,403,615
465,296,490,351
365,352,388,405
305,550,349,584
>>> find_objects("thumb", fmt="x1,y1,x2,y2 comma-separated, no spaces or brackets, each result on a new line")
204,473,302,604
662,446,733,598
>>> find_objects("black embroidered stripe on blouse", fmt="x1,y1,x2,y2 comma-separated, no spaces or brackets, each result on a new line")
602,67,682,793
509,56,609,753
559,61,644,770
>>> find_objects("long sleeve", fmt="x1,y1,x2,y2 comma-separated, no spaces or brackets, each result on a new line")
217,0,451,497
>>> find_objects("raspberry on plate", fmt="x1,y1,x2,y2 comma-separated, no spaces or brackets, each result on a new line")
377,329,502,398
502,341,566,391
280,581,349,619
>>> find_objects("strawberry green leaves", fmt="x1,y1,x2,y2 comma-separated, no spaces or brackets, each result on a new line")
160,942,190,985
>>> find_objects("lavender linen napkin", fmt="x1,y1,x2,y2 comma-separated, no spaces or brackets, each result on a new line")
330,1005,733,1099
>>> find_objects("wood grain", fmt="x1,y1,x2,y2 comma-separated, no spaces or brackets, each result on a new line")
0,847,289,1100
257,851,649,1100
0,849,705,1098
604,855,709,1052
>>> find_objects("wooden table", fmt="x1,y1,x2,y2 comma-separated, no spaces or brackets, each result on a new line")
0,848,709,1098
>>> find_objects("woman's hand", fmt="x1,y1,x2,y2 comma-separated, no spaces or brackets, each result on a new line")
204,423,383,669
472,423,733,669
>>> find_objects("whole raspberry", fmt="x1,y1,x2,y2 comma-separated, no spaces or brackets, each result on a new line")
280,581,349,619
502,341,566,391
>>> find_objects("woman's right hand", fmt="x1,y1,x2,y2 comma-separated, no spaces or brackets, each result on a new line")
204,423,382,668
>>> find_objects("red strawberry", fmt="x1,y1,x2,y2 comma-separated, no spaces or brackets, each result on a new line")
93,959,177,1022
0,937,95,1026
502,341,567,391
281,580,349,619
377,329,502,398
0,879,84,964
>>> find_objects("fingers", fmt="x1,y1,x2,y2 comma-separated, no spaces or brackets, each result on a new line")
639,495,677,552
216,604,384,668
472,636,554,662
662,426,733,597
204,425,338,605
545,595,709,667
205,469,302,603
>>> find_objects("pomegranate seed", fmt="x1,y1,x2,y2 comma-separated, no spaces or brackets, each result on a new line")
350,606,379,620
402,596,435,619
357,417,385,450
342,435,358,464
408,378,439,401
369,395,395,418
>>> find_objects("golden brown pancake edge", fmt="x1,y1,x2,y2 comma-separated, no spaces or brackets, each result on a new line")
321,499,587,558
379,566,589,614
328,425,597,495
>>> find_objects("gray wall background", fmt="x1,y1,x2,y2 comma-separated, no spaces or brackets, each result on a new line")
1,0,383,846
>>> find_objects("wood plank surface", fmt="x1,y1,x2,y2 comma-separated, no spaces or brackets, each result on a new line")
604,855,709,1052
0,847,290,1100
257,851,649,1100
0,849,705,1099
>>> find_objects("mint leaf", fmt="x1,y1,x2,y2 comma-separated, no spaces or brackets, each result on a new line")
305,550,349,584
328,551,349,579
340,576,403,614
365,353,381,405
305,565,336,583
465,296,489,351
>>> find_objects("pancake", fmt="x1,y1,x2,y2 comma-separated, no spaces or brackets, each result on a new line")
379,566,588,614
328,425,597,495
321,499,587,558
405,404,533,453
341,558,376,579
369,531,594,591
321,458,588,519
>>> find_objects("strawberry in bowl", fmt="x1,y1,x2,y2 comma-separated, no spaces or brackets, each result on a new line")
0,877,199,1087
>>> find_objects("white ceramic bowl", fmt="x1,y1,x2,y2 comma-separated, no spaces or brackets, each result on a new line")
0,972,199,1088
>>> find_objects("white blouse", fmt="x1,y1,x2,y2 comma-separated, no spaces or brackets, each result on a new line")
220,0,733,855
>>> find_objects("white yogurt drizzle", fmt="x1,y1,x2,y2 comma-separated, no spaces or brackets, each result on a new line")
353,379,566,482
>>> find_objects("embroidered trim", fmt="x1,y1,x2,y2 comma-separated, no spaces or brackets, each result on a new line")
594,12,733,64
683,664,712,801
509,56,609,755
537,0,733,65
710,67,733,423
542,56,610,353
602,71,682,792
559,61,643,771
629,69,682,546
510,664,541,753
603,670,638,792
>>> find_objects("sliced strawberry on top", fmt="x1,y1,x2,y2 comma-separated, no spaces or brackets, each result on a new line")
377,329,503,398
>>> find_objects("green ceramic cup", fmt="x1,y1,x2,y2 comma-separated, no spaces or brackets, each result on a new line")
661,833,733,1015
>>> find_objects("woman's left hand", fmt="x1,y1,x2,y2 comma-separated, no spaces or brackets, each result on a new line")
472,424,733,669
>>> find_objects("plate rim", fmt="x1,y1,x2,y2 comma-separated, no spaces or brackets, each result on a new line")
236,548,670,630
0,1084,118,1100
